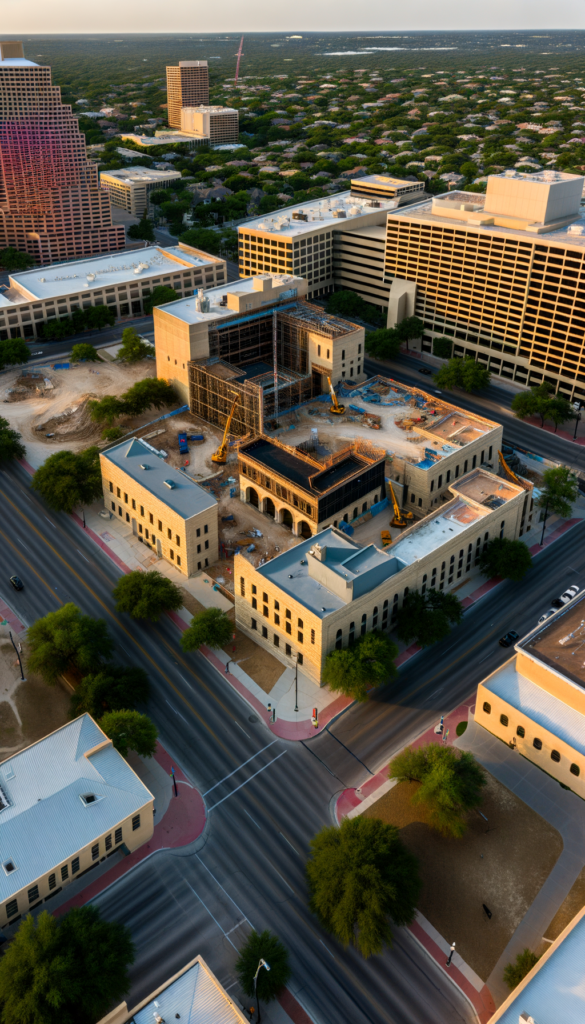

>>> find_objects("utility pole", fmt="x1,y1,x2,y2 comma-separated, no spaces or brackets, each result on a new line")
9,632,25,681
272,309,278,426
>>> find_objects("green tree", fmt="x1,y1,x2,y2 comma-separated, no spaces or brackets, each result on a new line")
127,212,155,242
235,931,291,1005
365,327,402,360
85,304,115,330
0,338,30,369
503,948,540,990
101,425,125,441
99,708,158,758
88,394,126,426
181,606,233,652
479,537,532,582
0,417,25,464
396,315,424,350
143,285,178,315
113,569,183,621
0,906,134,1024
546,393,575,432
322,631,398,702
432,336,453,359
510,388,539,421
395,589,464,647
71,342,99,362
149,190,169,207
326,289,383,326
0,246,34,273
538,464,578,519
388,744,487,838
70,665,150,719
27,603,113,684
118,326,152,363
31,446,102,512
306,816,421,958
435,356,491,392
122,377,177,415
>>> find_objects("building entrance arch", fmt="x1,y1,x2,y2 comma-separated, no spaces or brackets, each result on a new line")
264,496,275,518
281,509,293,530
298,520,312,539
247,487,259,508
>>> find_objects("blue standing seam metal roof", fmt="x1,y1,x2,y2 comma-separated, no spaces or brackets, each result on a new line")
101,437,217,520
131,959,247,1024
0,715,153,901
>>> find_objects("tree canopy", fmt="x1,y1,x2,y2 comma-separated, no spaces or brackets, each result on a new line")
365,327,402,360
99,709,158,758
538,464,578,518
27,603,113,684
31,446,102,512
70,665,150,719
0,246,34,273
434,356,491,392
306,816,421,957
0,338,30,370
0,906,134,1024
325,289,384,326
235,931,291,1002
143,284,178,315
0,417,25,464
127,212,155,242
503,948,540,991
395,589,464,647
71,343,100,362
118,327,152,363
388,744,487,838
479,537,532,582
322,630,398,701
113,570,183,621
432,336,453,359
89,378,176,425
511,382,575,431
181,606,233,652
395,315,424,348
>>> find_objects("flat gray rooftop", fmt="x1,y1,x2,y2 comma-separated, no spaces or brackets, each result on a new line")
101,438,217,521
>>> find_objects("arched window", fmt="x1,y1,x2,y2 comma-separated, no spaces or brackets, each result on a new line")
335,628,342,650
361,613,367,636
483,702,491,714
372,606,378,628
533,737,542,751
570,763,580,777
551,750,561,763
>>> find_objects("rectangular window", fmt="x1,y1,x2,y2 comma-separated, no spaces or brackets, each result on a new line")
111,501,115,511
48,873,56,890
28,885,39,904
177,556,181,567
140,506,144,517
124,493,128,504
72,857,80,875
205,540,209,550
311,628,315,644
158,521,162,532
176,535,180,546
6,899,18,918
115,828,123,845
262,625,268,639
149,513,154,525
91,844,99,861
197,527,201,537
298,631,303,644
116,487,121,498
61,864,69,881
109,481,113,492
297,653,303,666
204,524,208,534
197,544,201,554
298,618,303,628
286,622,291,634
252,597,257,610
285,643,291,656
132,814,141,831
167,528,172,539
132,499,136,510
240,577,245,596
170,550,174,560
274,613,280,625
105,834,112,852
251,617,257,630
273,634,280,647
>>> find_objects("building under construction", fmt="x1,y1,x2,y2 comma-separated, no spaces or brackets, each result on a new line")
153,273,366,434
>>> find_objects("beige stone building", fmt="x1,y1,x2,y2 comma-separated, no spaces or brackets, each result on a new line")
475,592,585,799
166,60,209,128
100,437,218,576
100,166,182,217
0,714,154,930
180,106,239,145
235,466,530,685
384,169,585,401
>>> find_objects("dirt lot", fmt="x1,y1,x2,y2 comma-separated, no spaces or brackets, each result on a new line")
0,626,70,754
537,865,585,956
363,773,563,981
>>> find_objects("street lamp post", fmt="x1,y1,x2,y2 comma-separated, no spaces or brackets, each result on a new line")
9,631,25,681
294,652,299,713
574,412,582,441
540,498,549,547
446,942,456,967
253,958,270,1023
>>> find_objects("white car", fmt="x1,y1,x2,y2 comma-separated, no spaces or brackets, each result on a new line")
538,608,556,625
551,584,580,609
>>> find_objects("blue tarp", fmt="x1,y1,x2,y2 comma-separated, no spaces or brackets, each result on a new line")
370,496,389,516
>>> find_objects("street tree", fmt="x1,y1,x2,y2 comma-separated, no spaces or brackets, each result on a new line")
395,589,464,647
538,464,579,519
0,906,134,1024
396,315,424,350
88,394,126,426
70,665,150,719
511,381,574,431
479,537,532,582
365,327,402,360
435,357,491,392
27,603,113,684
0,338,30,370
181,606,233,652
0,246,34,273
322,631,398,701
503,948,540,990
388,744,487,838
85,304,116,331
306,816,421,957
71,343,100,362
0,417,25,464
235,930,291,1004
113,570,183,621
99,709,158,758
143,285,178,315
122,377,177,415
118,327,152,363
31,446,102,512
432,336,453,359
127,212,155,242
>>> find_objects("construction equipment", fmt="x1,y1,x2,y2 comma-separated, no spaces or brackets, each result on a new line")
389,480,407,528
380,530,392,548
212,395,239,464
327,376,345,416
498,450,531,490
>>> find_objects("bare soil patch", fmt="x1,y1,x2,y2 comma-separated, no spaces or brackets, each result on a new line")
537,865,585,955
0,632,70,754
363,773,563,981
222,626,284,694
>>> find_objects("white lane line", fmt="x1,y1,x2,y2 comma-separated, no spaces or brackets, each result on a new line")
244,809,261,829
165,699,187,723
203,739,279,797
272,868,294,893
183,880,238,952
320,939,336,959
225,918,247,936
44,517,56,528
195,854,253,926
233,720,250,739
76,549,90,563
208,750,287,810
279,832,300,857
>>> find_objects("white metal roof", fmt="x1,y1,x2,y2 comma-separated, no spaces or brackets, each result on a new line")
0,715,153,901
157,273,303,325
132,959,247,1024
102,437,218,519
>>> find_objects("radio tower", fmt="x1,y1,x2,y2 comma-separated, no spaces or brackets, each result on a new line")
234,36,244,85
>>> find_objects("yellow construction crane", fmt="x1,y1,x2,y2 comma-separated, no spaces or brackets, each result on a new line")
498,449,530,490
211,395,239,464
388,480,407,528
327,376,345,416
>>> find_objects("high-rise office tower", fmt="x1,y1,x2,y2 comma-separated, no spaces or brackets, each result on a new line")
0,41,125,264
166,61,209,129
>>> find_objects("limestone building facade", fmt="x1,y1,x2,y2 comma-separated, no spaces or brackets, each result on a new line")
166,61,209,128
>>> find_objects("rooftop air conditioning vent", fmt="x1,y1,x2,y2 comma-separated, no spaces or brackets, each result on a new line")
164,479,176,489
140,463,150,470
80,793,97,805
0,783,10,812
2,861,16,875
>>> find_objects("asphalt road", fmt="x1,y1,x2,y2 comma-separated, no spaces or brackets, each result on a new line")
364,354,585,476
2,460,584,1020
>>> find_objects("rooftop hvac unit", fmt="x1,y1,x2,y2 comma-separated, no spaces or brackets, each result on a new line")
348,206,361,215
332,209,346,218
292,211,308,221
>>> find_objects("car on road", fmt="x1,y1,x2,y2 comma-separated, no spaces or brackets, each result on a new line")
538,608,556,625
418,367,432,375
551,584,580,609
499,630,520,647
9,575,23,590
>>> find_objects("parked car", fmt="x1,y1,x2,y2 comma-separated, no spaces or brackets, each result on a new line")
9,575,23,590
418,367,432,375
550,584,580,609
499,630,520,648
538,609,556,625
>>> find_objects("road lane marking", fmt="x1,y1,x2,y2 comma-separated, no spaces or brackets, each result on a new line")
272,868,294,893
225,919,247,936
202,739,279,797
0,527,64,605
76,549,90,563
183,880,239,952
279,832,300,857
195,854,253,926
44,517,56,528
233,720,250,738
165,699,188,724
319,939,336,959
244,809,261,829
207,751,286,810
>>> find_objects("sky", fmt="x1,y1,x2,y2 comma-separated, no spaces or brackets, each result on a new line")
2,0,585,34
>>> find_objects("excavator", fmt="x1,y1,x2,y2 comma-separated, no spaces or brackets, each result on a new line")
389,480,408,528
327,376,345,416
211,394,239,464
